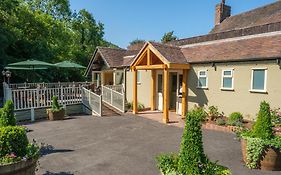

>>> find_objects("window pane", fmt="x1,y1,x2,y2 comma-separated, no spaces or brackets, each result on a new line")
199,71,206,76
199,77,206,87
253,70,265,90
223,77,232,88
157,74,163,92
137,72,141,83
224,71,232,76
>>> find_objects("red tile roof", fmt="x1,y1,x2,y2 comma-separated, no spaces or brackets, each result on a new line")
181,32,281,63
211,1,281,33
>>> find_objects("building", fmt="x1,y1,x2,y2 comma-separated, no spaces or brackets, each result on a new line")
85,0,281,123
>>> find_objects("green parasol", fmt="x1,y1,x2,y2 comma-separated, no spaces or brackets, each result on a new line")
55,61,86,69
8,59,55,69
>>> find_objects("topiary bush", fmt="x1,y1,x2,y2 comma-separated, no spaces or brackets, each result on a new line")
0,126,28,158
178,107,208,174
240,101,281,169
251,101,273,139
0,100,16,127
51,96,63,112
156,153,178,175
227,112,243,126
156,107,231,175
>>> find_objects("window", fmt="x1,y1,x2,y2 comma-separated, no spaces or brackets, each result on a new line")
137,71,141,84
198,70,208,88
251,68,267,92
221,69,234,90
157,74,163,93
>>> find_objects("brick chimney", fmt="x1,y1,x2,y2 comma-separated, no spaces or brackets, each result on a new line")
215,0,231,25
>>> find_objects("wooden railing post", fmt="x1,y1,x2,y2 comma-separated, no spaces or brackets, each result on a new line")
99,95,102,116
110,88,113,105
36,88,40,108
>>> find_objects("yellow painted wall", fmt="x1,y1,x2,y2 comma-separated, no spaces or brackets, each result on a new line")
188,60,281,120
126,70,151,107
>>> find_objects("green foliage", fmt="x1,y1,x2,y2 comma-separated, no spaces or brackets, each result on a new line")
208,106,221,121
242,136,281,169
271,108,281,127
161,31,178,43
126,102,145,111
177,108,209,174
51,96,62,112
156,107,231,174
251,101,273,139
0,126,28,158
156,153,178,175
240,101,281,169
216,118,226,126
129,39,145,46
0,100,16,127
227,112,243,126
0,126,40,165
0,0,112,83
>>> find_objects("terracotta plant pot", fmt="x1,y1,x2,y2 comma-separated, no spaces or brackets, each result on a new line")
241,138,281,171
0,158,37,175
47,109,65,121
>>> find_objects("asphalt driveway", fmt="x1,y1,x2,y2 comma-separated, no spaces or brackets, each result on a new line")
24,115,280,175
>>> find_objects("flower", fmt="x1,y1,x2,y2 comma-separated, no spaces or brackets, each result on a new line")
7,153,17,158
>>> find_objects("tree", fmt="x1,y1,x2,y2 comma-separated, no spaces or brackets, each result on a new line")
0,0,112,83
161,31,177,43
129,39,145,46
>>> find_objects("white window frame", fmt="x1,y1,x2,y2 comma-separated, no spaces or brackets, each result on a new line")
137,71,141,84
250,68,267,93
197,70,208,89
221,69,234,91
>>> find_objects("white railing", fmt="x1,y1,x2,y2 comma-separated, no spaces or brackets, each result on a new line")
102,85,125,113
105,85,124,93
9,86,82,110
81,87,102,116
9,82,90,89
3,82,12,103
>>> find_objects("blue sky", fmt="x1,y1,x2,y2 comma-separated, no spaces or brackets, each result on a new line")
69,0,276,48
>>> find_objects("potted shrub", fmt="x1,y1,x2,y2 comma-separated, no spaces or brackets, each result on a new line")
0,100,40,175
47,96,65,120
156,107,231,175
240,101,281,171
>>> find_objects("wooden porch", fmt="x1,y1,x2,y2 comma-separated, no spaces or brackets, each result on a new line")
130,42,190,124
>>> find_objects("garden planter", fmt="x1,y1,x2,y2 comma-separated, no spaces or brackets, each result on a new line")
241,138,281,171
47,109,65,120
0,158,37,175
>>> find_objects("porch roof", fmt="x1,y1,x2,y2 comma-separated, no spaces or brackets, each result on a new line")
130,42,190,70
84,47,139,76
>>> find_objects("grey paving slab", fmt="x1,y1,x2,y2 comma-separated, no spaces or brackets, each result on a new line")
24,115,280,175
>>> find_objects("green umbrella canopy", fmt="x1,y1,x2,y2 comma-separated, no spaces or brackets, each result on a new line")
4,66,48,70
8,59,54,68
55,61,86,69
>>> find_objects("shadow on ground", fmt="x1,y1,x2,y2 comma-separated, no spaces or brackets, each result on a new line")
40,144,74,157
43,171,74,175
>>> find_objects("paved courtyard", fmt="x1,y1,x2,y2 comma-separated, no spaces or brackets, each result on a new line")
24,115,280,175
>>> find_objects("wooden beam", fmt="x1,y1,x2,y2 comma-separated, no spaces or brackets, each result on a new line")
148,51,150,65
168,63,190,70
133,48,148,67
133,69,138,114
149,45,170,65
135,64,165,70
150,70,156,111
182,69,188,118
163,68,169,123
